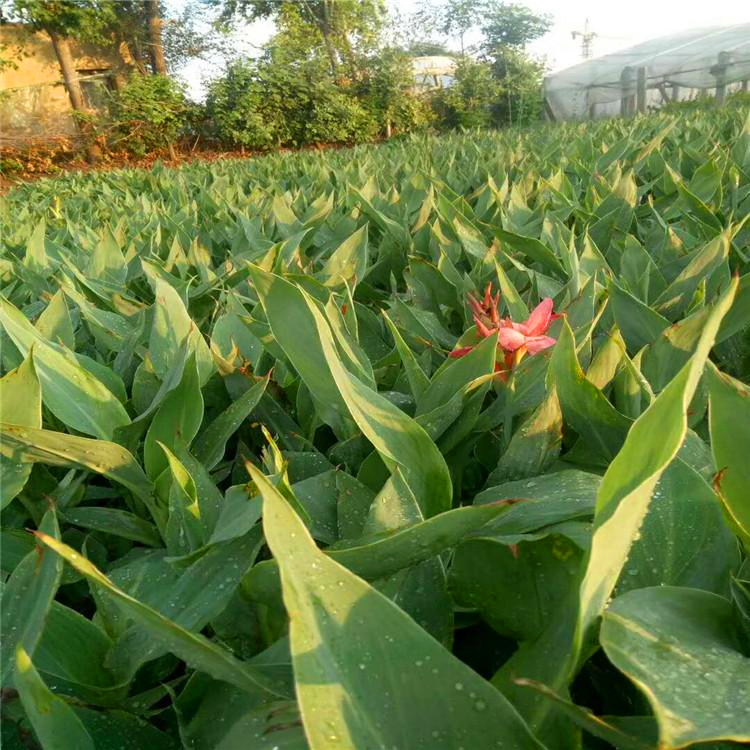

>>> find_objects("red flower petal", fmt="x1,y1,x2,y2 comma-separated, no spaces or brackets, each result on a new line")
449,345,475,358
498,327,527,352
525,335,557,354
524,298,555,337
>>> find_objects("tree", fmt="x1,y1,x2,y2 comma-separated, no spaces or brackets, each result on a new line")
414,1,550,57
144,0,166,74
480,4,550,126
357,47,432,136
431,57,501,129
414,0,486,56
218,0,386,78
481,2,551,52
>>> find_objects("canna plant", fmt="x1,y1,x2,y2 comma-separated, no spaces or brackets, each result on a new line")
0,105,749,750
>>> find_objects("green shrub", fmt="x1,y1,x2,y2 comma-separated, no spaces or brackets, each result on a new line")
304,82,378,145
205,60,284,150
357,48,434,136
206,57,377,150
431,59,501,129
108,74,189,156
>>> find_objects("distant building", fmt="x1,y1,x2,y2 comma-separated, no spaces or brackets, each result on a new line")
0,23,128,145
412,56,456,92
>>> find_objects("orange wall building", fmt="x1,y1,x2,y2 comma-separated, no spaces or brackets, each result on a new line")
0,23,128,145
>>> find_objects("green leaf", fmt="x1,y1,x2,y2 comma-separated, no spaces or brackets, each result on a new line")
707,362,750,548
0,424,160,529
34,532,288,699
578,276,737,645
193,377,268,471
319,224,368,288
495,276,737,735
105,528,266,681
514,680,653,750
548,319,631,461
243,500,514,605
150,278,214,385
300,282,452,518
35,290,75,349
249,462,545,750
608,279,669,352
475,470,600,535
144,355,204,480
601,587,750,748
486,387,562,484
63,507,161,547
1,511,62,685
654,229,730,320
0,352,41,509
616,458,738,596
451,533,584,641
495,228,567,278
0,296,130,439
382,311,430,399
248,265,355,437
14,647,95,750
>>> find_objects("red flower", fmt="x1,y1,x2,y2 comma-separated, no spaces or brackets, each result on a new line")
497,298,560,355
449,285,561,373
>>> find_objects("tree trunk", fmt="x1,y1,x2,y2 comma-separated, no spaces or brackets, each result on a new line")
117,37,146,76
145,0,167,75
48,31,101,163
319,0,338,77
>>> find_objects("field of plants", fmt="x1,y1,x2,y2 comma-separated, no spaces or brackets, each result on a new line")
1,108,749,750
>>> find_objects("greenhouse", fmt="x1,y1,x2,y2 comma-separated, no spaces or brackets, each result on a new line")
544,23,750,120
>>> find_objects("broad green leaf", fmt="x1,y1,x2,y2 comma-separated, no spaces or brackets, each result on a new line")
451,533,584,641
0,423,160,529
35,532,288,699
243,500,514,604
249,463,544,750
601,587,750,747
654,230,730,320
150,278,214,385
63,507,161,547
319,224,368,288
35,290,75,349
486,387,562,484
707,362,750,548
302,284,452,518
616,458,738,596
548,320,631,461
0,296,130,439
144,356,204,480
495,228,566,278
15,647,95,750
105,528,266,680
608,279,669,352
495,276,736,735
382,311,430,399
249,265,355,437
1,511,62,684
193,377,268,470
578,276,736,643
0,352,41,509
175,677,306,750
514,680,652,750
475,470,600,534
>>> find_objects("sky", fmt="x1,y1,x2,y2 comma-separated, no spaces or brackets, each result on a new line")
173,0,750,99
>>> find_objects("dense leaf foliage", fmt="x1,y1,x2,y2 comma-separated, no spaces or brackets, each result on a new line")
1,107,750,749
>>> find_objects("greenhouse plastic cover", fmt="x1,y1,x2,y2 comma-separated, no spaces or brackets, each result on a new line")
544,24,750,120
